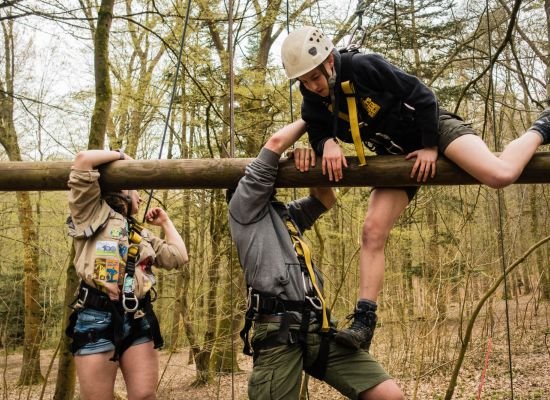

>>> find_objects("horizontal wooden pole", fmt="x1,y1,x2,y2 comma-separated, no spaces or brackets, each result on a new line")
1,152,549,191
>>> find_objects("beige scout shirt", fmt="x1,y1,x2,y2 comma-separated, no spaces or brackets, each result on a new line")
67,168,185,299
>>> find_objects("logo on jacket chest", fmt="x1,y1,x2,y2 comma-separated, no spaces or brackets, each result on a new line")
361,97,380,118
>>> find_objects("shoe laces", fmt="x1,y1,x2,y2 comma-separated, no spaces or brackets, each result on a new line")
345,309,374,331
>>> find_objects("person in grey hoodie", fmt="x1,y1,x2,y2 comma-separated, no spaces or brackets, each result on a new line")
228,119,404,400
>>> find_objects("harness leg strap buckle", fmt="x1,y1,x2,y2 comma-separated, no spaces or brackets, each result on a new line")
306,295,323,311
122,293,139,312
74,287,88,310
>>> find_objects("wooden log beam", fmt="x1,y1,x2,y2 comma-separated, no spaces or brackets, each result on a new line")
1,152,549,191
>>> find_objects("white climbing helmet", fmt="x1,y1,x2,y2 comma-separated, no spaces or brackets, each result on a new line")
281,26,335,79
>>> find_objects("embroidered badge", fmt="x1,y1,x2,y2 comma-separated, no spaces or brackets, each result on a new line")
362,97,381,118
96,240,118,257
105,259,119,283
118,243,128,258
94,258,107,281
117,264,126,286
110,227,124,239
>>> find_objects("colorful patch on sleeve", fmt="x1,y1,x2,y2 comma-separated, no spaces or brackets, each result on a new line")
110,227,124,239
96,240,118,257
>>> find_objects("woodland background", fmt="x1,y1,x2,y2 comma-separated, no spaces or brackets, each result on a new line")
0,0,549,399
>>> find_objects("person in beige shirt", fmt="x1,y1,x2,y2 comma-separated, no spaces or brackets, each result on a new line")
66,149,188,400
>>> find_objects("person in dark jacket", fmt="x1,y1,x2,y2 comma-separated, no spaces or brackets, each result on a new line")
281,26,550,351
228,119,404,400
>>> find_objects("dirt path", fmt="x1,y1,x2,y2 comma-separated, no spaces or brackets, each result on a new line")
3,296,550,399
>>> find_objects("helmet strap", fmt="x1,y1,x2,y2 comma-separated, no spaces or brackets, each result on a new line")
126,193,132,219
317,62,339,138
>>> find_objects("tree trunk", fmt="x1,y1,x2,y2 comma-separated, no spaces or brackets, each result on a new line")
0,18,43,386
16,191,43,385
87,0,115,150
54,0,115,396
213,240,242,374
192,190,224,385
53,247,79,400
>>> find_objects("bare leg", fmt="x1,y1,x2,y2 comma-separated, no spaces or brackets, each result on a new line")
359,188,410,301
75,351,118,400
120,341,159,400
334,188,409,350
444,130,542,189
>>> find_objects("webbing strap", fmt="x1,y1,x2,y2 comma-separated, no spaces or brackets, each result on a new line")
122,219,143,312
285,220,329,332
341,80,367,166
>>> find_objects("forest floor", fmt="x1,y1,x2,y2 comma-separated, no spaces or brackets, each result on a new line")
2,295,550,399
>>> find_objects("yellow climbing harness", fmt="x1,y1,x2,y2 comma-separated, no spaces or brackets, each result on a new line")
341,80,367,166
285,220,330,332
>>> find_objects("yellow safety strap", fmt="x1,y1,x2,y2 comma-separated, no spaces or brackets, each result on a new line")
341,80,367,166
285,220,330,332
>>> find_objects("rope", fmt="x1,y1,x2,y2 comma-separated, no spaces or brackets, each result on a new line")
484,0,514,396
286,0,298,202
286,0,294,123
228,0,236,397
142,0,192,220
347,0,367,49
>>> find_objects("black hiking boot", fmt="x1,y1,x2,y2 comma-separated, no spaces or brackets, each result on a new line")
334,300,378,351
529,108,550,145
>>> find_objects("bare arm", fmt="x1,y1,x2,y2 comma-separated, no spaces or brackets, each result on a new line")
264,119,307,155
310,187,336,210
73,149,129,170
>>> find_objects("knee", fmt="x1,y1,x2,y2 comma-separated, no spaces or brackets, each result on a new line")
361,219,390,250
127,388,156,400
358,383,405,400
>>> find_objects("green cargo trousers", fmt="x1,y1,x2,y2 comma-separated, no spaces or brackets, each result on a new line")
248,322,391,400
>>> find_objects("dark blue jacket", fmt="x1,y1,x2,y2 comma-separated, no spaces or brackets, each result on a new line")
301,49,440,155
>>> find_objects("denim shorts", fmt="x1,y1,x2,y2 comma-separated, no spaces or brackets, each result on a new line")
73,308,152,356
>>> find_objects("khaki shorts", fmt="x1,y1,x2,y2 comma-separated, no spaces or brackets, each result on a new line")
249,322,391,399
373,112,477,201
438,112,477,153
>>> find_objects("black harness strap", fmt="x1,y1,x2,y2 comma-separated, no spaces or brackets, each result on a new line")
240,288,336,380
66,283,162,360
304,329,335,380
121,218,144,312
240,288,304,356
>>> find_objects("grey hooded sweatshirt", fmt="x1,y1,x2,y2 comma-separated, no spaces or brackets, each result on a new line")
228,148,328,303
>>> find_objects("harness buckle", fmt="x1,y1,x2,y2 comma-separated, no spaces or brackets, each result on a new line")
369,133,405,155
301,271,313,295
306,296,323,310
122,292,139,312
75,287,88,309
246,287,260,313
122,274,139,312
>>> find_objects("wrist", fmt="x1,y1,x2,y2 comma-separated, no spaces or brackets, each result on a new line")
322,137,339,150
114,149,125,160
